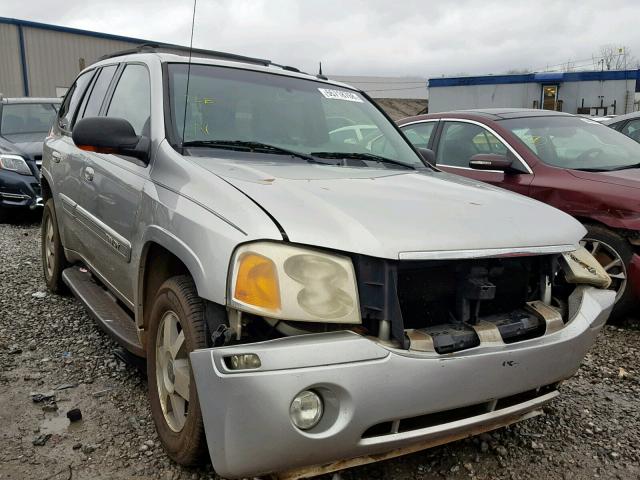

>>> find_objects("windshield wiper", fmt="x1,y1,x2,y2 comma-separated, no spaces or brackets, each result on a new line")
572,167,610,172
572,162,640,172
310,151,416,170
606,162,640,171
182,140,336,165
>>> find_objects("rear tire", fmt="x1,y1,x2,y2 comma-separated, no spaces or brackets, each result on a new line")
41,199,68,294
582,224,634,321
0,206,10,223
147,275,208,465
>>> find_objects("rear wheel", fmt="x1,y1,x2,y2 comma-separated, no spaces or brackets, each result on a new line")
41,199,68,294
147,275,208,465
0,206,10,223
581,224,634,320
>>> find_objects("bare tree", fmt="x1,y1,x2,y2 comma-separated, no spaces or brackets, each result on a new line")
504,68,531,74
594,45,637,70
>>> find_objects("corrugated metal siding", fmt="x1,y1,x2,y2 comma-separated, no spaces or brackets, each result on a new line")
22,27,139,97
0,23,24,97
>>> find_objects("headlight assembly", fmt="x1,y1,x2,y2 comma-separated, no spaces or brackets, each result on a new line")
560,246,611,289
229,242,361,324
0,154,31,176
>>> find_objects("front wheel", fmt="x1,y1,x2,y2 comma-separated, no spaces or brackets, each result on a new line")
147,275,208,465
41,199,68,294
581,224,634,321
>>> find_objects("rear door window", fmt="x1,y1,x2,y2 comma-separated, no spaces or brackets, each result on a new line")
77,65,118,122
58,70,95,132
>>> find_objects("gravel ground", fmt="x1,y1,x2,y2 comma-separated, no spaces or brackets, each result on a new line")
1,215,639,480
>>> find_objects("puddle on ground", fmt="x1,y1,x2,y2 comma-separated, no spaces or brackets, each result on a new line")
40,415,84,434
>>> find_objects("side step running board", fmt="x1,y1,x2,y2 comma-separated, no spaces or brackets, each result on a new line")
62,266,145,357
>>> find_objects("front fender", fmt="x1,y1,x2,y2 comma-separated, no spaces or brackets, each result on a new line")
137,225,208,327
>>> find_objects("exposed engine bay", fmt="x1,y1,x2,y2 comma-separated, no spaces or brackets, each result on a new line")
223,247,610,355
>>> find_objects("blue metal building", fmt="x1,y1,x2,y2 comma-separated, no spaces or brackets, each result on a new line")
428,70,640,115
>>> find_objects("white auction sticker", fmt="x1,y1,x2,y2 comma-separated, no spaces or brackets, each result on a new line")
318,88,363,103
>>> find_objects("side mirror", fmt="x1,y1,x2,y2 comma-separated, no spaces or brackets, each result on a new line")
418,147,436,165
469,153,516,173
72,117,149,163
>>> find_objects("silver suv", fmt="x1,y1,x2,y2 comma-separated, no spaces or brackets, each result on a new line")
41,46,615,479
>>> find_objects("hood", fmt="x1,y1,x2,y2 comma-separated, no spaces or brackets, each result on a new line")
188,156,586,259
0,132,46,160
569,168,640,189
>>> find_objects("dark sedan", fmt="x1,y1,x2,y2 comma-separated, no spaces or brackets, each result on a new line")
395,109,640,319
0,96,60,221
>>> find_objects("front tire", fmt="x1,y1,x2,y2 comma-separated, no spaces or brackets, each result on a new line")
147,275,208,465
582,224,634,320
41,199,68,294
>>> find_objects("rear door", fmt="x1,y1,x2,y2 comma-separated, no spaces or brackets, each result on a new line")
47,69,96,251
67,64,122,273
430,120,533,196
78,63,151,302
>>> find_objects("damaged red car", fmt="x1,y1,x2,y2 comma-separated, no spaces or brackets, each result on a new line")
396,109,640,319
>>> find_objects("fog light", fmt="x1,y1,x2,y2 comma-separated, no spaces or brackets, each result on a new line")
290,390,323,430
224,353,261,370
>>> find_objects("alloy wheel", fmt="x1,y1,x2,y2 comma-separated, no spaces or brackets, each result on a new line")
580,237,627,302
44,215,55,280
155,310,191,432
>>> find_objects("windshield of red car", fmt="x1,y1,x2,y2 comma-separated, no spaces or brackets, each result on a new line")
501,115,640,171
0,103,59,135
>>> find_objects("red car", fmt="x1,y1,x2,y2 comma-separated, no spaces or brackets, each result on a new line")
394,109,640,319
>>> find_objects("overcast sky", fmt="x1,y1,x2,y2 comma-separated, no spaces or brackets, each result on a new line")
4,0,640,79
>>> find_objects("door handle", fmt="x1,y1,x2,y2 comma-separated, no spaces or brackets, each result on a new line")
83,167,94,182
51,151,62,163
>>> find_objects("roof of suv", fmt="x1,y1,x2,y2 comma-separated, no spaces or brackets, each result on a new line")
90,49,357,92
1,97,61,104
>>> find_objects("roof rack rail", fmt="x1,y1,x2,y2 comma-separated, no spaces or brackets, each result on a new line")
98,43,272,67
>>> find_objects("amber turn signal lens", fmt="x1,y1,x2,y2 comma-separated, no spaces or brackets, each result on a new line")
234,253,281,311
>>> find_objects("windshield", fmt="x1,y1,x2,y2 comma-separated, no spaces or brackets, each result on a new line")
167,63,424,168
500,115,640,171
0,103,58,135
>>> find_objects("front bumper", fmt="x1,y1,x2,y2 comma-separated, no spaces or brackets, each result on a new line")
0,170,42,209
190,286,614,479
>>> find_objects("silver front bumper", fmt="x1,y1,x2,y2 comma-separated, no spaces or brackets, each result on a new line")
190,286,614,478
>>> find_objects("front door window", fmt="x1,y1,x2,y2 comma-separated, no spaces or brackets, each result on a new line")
436,121,509,168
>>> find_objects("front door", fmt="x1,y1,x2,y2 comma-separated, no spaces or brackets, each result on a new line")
79,63,152,302
430,120,533,196
542,85,558,111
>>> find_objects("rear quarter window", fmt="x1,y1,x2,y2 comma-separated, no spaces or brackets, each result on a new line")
58,70,95,131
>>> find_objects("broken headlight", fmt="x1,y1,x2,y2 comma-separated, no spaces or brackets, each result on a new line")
560,246,611,289
228,242,361,324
